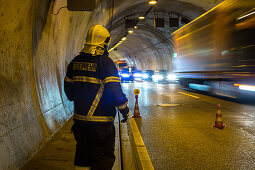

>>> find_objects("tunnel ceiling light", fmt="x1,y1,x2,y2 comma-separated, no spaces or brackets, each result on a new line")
238,11,255,20
109,48,114,52
139,16,145,20
121,37,127,41
108,42,122,52
149,0,158,5
128,30,134,34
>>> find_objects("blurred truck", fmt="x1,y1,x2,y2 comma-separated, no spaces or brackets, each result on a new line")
172,0,255,98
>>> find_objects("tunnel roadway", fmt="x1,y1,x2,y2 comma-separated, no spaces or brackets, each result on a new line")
123,82,255,170
21,82,255,169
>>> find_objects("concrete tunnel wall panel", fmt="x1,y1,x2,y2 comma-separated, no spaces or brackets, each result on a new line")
0,0,115,168
0,0,46,169
32,4,90,134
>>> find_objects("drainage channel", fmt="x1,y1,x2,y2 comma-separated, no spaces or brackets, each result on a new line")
118,111,124,170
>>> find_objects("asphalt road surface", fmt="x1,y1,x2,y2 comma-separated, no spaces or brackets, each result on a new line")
122,82,255,170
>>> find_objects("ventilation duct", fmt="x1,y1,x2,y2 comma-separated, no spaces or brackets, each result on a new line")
181,17,190,24
67,0,96,11
125,19,137,29
154,18,165,28
169,18,179,27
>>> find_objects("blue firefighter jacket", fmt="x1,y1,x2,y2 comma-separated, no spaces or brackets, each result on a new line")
64,52,129,123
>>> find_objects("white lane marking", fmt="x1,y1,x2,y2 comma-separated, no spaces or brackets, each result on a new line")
155,104,180,107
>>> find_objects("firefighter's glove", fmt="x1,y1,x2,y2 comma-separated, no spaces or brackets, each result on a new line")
121,116,128,123
120,106,129,123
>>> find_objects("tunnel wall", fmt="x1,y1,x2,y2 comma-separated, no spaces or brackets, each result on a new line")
0,0,109,169
0,1,46,169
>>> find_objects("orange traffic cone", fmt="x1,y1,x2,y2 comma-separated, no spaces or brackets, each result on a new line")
133,94,141,118
213,104,225,129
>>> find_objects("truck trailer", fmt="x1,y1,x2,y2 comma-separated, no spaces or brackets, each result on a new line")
172,0,255,98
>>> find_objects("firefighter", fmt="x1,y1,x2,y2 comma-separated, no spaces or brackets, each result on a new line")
64,25,129,170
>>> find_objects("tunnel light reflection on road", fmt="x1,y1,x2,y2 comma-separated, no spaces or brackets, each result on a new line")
134,81,143,87
143,74,149,79
143,82,150,89
167,74,177,81
152,75,163,81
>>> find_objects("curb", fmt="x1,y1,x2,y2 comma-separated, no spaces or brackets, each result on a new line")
127,118,154,170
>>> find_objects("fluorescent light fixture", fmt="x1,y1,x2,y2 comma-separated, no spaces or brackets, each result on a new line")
121,37,127,41
238,11,255,20
149,0,157,5
128,30,134,34
139,16,145,20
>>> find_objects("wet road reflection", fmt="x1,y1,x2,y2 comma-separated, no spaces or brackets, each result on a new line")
122,82,255,169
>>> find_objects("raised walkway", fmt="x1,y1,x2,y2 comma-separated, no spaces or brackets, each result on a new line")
20,116,152,170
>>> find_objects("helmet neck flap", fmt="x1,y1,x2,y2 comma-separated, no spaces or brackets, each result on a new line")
81,25,111,56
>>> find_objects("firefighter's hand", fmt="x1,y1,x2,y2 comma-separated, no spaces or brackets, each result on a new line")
121,108,132,123
121,118,127,123
121,113,128,123
120,106,130,123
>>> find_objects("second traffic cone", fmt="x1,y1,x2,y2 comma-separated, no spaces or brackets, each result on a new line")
133,95,141,118
213,104,225,129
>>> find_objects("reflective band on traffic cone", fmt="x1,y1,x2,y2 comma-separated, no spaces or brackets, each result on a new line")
213,104,225,129
132,95,141,118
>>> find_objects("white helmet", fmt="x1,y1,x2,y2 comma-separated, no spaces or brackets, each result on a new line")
82,25,111,56
85,25,111,48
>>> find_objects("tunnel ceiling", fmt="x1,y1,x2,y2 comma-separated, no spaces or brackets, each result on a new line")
108,0,223,70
